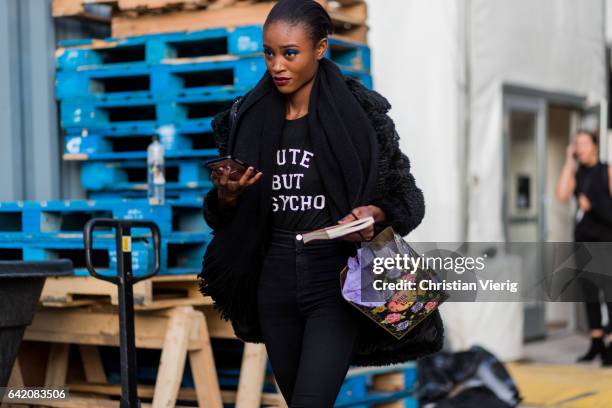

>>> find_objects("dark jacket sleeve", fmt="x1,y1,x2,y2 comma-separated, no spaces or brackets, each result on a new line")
345,77,425,237
369,115,425,236
202,105,238,231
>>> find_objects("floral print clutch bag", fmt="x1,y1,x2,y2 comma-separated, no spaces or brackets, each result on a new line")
339,226,449,340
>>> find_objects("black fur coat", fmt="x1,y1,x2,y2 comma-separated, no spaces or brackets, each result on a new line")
200,76,444,366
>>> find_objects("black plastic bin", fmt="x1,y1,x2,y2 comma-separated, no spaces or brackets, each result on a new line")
0,260,73,388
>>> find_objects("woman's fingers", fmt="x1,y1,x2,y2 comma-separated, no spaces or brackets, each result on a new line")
219,166,230,185
210,170,220,186
339,225,374,242
234,167,263,186
216,167,263,200
578,193,592,211
337,215,352,224
247,171,263,186
237,167,254,186
340,232,361,242
363,225,374,240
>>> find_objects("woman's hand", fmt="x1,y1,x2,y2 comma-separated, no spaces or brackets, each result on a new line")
337,205,386,242
211,166,263,209
578,193,592,212
566,143,577,165
556,144,578,203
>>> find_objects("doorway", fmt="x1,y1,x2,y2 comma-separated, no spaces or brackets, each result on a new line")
502,87,598,341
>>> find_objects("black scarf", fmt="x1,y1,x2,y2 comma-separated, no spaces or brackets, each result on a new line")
200,58,379,340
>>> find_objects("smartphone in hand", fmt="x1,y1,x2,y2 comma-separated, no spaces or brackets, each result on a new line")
205,156,259,181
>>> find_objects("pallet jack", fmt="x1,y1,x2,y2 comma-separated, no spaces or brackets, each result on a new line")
84,219,161,408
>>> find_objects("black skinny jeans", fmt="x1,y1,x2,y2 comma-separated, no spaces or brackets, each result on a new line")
257,227,361,407
574,233,612,333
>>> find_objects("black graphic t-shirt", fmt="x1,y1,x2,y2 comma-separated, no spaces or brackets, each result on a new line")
271,114,332,231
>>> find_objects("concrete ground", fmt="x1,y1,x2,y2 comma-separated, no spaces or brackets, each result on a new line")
515,331,608,408
522,330,598,365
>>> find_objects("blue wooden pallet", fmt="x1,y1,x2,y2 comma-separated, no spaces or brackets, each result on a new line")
0,236,148,276
60,97,160,129
326,37,371,73
57,25,263,71
56,64,154,101
58,63,370,104
59,93,237,130
63,123,215,157
65,147,217,162
152,57,264,98
64,123,160,137
58,69,371,130
0,232,210,277
88,187,209,202
80,159,212,191
162,232,210,275
0,201,25,239
335,363,418,408
57,56,369,102
57,25,369,73
0,198,208,238
57,57,265,101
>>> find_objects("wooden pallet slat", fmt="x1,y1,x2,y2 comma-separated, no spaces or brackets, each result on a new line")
7,359,24,388
52,0,116,22
111,1,272,37
110,1,368,43
52,0,241,18
18,303,417,408
79,345,108,383
52,0,368,43
328,1,367,25
40,274,210,309
118,0,210,12
19,305,276,408
64,383,285,406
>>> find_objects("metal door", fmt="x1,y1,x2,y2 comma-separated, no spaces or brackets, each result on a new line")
502,94,547,340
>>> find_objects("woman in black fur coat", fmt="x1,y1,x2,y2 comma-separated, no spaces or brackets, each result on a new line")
199,0,443,405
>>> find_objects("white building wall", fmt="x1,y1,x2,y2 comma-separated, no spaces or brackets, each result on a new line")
606,0,612,43
365,0,606,360
467,0,607,241
365,0,465,242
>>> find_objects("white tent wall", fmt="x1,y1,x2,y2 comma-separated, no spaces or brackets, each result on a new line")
366,0,606,238
464,0,605,360
365,0,465,242
466,0,606,360
607,0,612,43
366,0,606,361
467,0,606,242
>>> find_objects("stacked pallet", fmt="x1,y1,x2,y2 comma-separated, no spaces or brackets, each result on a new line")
0,1,372,308
0,200,209,272
0,199,211,308
56,25,371,200
3,19,359,307
52,0,369,43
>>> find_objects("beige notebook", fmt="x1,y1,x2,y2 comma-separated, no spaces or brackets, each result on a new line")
302,216,374,244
